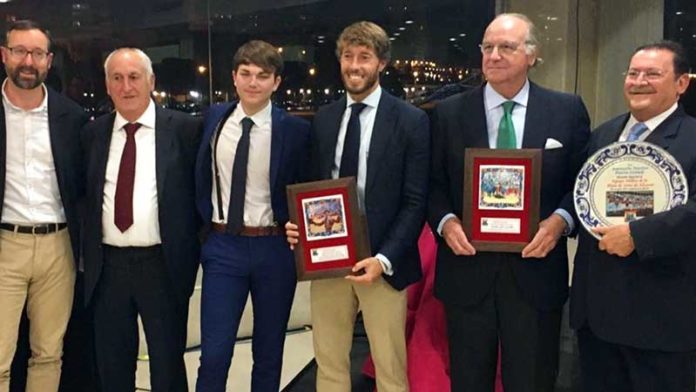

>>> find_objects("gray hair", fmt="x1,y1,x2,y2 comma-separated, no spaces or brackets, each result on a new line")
103,47,154,77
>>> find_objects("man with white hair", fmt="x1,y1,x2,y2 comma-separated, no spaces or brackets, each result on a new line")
81,47,201,392
428,13,590,391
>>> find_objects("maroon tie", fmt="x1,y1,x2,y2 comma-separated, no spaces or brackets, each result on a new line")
114,122,141,232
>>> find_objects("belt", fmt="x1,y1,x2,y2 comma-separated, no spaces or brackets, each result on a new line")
211,223,283,237
0,222,67,235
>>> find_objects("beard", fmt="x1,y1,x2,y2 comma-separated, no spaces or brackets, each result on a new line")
342,68,380,97
8,65,46,89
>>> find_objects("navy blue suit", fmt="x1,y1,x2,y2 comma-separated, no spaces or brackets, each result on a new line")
428,82,590,391
194,102,310,392
571,107,696,392
310,91,429,290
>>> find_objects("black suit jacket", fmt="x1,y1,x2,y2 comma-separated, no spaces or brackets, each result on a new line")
311,91,430,290
0,88,88,259
570,106,696,352
82,106,202,307
428,82,590,311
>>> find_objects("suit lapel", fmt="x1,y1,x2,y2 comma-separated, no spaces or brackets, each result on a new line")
47,90,69,191
366,92,396,194
521,83,549,148
322,97,347,178
95,114,116,216
644,107,683,151
269,106,284,192
155,106,175,204
606,114,629,146
463,86,489,148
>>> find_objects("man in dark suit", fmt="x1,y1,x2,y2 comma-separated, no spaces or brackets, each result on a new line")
82,47,201,392
287,21,429,392
0,20,88,392
570,41,696,392
194,40,310,392
427,13,590,392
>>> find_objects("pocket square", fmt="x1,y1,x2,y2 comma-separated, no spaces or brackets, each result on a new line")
544,138,563,149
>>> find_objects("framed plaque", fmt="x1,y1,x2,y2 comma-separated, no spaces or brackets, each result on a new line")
287,177,371,280
574,141,689,239
462,148,542,252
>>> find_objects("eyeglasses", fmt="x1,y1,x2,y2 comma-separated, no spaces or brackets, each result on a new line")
624,68,666,81
3,46,51,62
479,41,527,56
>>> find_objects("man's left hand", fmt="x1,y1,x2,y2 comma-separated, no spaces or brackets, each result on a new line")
345,257,384,284
593,224,634,257
522,213,567,258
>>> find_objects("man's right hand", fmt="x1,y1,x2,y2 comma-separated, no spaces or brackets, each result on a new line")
442,216,476,256
285,221,300,250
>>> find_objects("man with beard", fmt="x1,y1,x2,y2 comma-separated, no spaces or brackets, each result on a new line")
428,13,590,392
0,20,89,392
571,41,696,392
286,21,429,391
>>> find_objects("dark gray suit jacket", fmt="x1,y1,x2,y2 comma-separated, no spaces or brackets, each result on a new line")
81,106,202,306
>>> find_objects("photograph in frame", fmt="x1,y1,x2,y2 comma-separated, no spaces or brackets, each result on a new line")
462,148,541,252
287,177,371,280
478,164,525,211
302,194,348,241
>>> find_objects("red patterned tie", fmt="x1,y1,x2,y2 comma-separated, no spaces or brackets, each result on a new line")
114,122,141,232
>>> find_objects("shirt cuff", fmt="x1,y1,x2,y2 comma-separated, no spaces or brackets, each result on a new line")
375,253,393,276
437,213,457,237
554,208,574,236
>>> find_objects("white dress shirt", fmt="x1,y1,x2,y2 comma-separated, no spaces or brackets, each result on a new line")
484,80,530,149
212,101,274,227
331,86,393,275
102,100,161,246
1,80,66,225
619,102,678,142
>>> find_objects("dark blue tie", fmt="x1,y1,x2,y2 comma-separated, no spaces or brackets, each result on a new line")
226,117,254,234
339,102,367,178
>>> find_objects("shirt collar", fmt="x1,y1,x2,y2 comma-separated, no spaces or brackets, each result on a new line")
346,85,381,109
627,102,679,132
231,100,272,127
484,79,530,111
114,99,156,131
1,78,49,113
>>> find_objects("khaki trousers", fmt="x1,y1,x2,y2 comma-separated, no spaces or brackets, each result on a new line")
0,228,75,392
311,277,408,392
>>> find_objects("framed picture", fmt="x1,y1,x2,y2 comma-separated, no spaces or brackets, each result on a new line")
287,177,371,280
462,148,542,252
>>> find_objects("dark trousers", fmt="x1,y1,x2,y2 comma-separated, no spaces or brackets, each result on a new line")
11,273,100,392
445,258,562,392
578,326,696,392
196,233,297,392
93,245,188,392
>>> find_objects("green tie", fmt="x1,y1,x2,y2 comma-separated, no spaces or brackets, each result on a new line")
496,101,516,149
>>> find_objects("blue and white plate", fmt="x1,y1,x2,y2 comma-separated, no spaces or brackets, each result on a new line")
574,141,688,239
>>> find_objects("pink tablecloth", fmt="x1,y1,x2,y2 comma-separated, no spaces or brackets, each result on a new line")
362,225,504,391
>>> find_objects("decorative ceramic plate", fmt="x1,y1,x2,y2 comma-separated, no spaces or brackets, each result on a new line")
574,142,688,239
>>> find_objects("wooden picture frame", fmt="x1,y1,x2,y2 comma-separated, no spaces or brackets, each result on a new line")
287,177,371,280
462,148,542,252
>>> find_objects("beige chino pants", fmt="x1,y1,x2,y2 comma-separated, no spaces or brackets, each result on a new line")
0,228,75,392
311,277,409,392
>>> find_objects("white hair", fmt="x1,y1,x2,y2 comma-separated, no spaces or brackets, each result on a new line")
103,47,154,77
